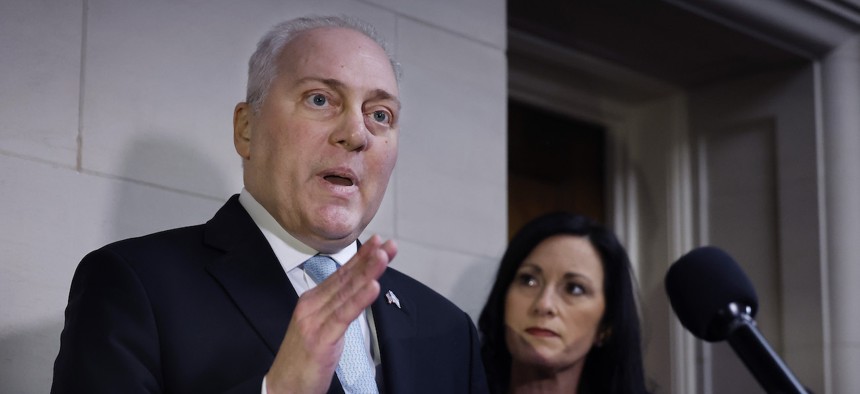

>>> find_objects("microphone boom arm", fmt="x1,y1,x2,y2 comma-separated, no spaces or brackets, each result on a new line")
724,303,807,394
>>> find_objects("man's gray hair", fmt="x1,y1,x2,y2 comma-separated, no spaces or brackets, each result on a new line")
246,15,402,112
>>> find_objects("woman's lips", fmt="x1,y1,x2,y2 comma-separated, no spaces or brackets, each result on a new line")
525,327,558,337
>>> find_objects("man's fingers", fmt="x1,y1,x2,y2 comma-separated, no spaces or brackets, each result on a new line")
312,235,392,300
294,276,380,346
380,238,397,262
350,244,390,281
293,235,395,338
328,279,380,325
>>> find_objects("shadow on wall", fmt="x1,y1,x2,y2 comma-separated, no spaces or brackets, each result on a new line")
108,134,232,241
628,159,669,394
0,319,65,394
0,135,230,393
449,255,498,323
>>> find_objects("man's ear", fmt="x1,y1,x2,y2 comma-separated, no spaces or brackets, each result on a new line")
233,102,252,160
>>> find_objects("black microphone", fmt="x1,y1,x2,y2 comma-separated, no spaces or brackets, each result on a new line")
665,246,808,394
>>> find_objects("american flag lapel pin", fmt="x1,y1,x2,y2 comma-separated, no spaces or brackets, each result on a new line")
385,290,401,309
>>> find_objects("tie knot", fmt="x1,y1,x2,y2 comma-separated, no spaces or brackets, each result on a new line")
304,255,338,283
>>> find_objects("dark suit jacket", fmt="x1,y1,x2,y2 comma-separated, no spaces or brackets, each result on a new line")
52,195,489,394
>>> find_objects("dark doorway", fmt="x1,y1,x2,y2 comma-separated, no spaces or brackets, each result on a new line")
508,99,607,238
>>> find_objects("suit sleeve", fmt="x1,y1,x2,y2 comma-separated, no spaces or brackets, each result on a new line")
466,311,490,394
52,248,163,394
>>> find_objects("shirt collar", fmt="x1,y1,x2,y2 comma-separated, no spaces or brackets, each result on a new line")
238,188,357,271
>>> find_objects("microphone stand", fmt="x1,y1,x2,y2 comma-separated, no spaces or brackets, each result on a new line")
722,303,808,394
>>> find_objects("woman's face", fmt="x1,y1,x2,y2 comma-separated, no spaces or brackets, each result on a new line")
504,234,606,372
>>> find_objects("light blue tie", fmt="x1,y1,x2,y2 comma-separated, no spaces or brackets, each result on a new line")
303,255,379,394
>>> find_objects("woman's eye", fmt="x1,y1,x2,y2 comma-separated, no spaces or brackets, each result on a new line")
309,94,327,107
516,273,538,287
566,283,586,295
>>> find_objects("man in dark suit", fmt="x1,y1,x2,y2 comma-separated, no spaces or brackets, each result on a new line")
52,15,488,394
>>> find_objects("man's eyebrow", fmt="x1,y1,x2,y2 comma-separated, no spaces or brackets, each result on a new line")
367,89,401,111
294,77,346,90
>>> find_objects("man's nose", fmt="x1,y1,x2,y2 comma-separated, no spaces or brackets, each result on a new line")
330,109,368,151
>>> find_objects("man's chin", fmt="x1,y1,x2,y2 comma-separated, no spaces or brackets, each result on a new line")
309,211,368,247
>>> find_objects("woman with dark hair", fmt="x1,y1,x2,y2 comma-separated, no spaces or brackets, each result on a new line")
478,212,649,394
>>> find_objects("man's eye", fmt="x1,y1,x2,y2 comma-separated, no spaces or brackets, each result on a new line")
309,94,327,107
372,110,389,123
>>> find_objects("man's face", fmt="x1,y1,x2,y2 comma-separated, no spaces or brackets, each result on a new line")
234,27,400,253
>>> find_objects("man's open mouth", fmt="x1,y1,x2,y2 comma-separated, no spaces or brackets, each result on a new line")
324,175,354,186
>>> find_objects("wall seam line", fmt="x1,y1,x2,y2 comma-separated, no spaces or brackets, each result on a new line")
76,0,88,172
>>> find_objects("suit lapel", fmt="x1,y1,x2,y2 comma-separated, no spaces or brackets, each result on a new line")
373,272,417,334
202,196,345,394
203,196,297,354
206,240,297,354
373,270,419,393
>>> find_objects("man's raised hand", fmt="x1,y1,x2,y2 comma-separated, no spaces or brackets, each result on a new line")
265,235,397,394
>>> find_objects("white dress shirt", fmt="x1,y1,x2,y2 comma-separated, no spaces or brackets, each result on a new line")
239,189,380,394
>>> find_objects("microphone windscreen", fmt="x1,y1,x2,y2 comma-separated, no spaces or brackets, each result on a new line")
665,246,758,342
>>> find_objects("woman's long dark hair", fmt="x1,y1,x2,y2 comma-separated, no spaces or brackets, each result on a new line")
478,212,649,394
